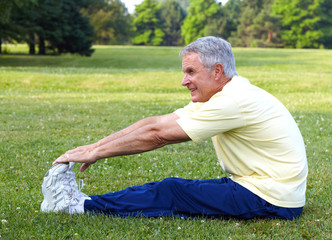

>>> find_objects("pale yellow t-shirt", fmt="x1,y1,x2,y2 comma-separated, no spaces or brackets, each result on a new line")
174,76,308,208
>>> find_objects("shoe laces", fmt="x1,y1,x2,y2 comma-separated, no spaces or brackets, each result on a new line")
78,179,85,191
62,163,89,205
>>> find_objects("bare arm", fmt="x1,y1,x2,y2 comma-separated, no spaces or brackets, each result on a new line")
53,113,190,171
95,113,180,146
94,118,189,158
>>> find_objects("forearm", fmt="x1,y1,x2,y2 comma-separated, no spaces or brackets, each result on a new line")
93,116,161,148
93,125,163,159
53,113,187,171
93,121,189,160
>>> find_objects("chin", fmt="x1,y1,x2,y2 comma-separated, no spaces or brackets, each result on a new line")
191,98,204,103
191,93,207,103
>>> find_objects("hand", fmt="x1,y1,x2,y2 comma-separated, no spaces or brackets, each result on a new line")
53,144,99,172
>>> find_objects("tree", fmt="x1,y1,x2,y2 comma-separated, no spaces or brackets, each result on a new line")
2,0,94,56
181,0,221,45
9,2,41,54
32,0,94,56
157,0,189,13
219,0,241,40
202,5,224,39
228,0,263,47
249,0,282,47
160,0,186,46
81,0,132,45
132,0,164,46
227,0,281,47
317,0,332,48
51,0,95,56
0,0,33,23
34,0,66,55
273,0,324,48
198,0,242,41
0,0,34,53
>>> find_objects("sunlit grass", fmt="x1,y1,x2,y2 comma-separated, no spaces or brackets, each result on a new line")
0,44,331,239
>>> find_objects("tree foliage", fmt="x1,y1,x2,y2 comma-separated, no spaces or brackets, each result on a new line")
132,0,164,46
81,0,132,45
160,0,186,46
216,0,241,40
228,0,280,47
0,0,33,23
158,0,189,13
181,0,221,45
1,0,94,55
0,0,35,53
317,0,332,48
250,0,282,47
273,0,324,48
52,0,95,56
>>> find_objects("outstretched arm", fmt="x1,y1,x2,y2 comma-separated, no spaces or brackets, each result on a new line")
53,113,190,171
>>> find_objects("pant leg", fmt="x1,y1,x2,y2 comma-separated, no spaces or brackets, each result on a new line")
83,177,303,219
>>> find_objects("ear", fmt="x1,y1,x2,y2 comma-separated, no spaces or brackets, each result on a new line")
213,63,224,81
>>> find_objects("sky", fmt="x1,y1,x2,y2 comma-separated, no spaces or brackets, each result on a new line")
123,0,229,14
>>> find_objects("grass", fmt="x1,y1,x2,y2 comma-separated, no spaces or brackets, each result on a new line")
0,44,331,239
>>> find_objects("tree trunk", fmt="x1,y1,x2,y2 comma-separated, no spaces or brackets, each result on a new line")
267,28,271,42
29,33,35,55
38,35,45,55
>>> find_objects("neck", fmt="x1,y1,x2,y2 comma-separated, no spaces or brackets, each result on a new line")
220,77,232,90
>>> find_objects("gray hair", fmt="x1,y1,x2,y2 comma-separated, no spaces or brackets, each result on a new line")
179,36,238,78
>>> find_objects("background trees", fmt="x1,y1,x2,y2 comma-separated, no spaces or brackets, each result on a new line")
160,0,186,46
1,0,331,54
82,0,132,45
181,0,221,45
273,0,325,48
0,0,34,53
203,0,241,41
318,0,332,48
0,0,94,56
131,0,164,46
228,0,281,47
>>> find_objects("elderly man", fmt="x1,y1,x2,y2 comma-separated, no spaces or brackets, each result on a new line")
41,37,307,220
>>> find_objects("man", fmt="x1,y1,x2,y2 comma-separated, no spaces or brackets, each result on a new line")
41,37,307,219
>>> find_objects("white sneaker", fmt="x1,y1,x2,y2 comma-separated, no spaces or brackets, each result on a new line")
41,163,69,212
65,162,91,214
41,163,90,214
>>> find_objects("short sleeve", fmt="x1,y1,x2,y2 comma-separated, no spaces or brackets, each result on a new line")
176,95,244,143
174,101,203,118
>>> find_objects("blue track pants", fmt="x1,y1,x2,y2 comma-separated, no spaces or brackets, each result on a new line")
84,177,303,220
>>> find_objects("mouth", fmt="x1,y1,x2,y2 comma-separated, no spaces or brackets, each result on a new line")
189,88,197,93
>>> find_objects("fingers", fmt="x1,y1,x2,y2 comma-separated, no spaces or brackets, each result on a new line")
80,163,90,172
52,151,96,166
52,145,98,169
52,153,89,171
52,153,68,165
52,153,91,172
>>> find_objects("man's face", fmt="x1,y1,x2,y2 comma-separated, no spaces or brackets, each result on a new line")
182,52,220,102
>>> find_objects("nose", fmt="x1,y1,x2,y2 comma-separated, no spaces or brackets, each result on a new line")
182,74,190,86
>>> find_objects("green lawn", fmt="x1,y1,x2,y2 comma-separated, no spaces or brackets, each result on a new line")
0,44,331,239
